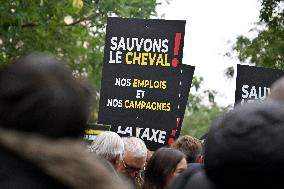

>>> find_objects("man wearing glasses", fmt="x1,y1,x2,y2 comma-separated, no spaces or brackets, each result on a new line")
118,137,147,189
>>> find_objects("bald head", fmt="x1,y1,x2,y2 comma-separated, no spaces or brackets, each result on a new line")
270,77,284,101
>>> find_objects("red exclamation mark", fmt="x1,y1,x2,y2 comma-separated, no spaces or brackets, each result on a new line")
172,33,182,68
168,138,175,145
167,117,181,145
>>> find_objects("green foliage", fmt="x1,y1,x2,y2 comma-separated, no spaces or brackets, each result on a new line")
180,76,229,139
225,66,234,78
181,103,227,139
0,0,226,134
233,0,284,68
0,0,160,87
184,0,284,138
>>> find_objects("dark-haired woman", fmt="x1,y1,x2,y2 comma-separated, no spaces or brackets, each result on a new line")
143,147,187,189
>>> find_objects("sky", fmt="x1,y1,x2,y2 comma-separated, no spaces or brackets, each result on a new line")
156,0,261,106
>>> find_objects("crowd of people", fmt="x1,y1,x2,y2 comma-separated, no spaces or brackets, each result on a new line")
1,53,284,189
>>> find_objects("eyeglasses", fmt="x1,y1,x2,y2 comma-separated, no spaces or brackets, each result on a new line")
121,158,143,175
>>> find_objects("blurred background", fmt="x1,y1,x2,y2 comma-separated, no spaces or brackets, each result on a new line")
1,0,283,138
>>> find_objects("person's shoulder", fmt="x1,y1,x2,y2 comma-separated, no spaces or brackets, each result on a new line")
0,147,69,189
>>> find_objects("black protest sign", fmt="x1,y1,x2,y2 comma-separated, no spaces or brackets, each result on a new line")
84,124,111,143
168,64,195,144
98,17,189,150
235,64,284,105
111,64,195,150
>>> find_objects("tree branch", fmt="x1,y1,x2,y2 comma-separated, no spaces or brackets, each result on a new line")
22,23,38,28
65,16,92,26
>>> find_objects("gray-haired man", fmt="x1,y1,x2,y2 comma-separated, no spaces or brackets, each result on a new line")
118,137,147,188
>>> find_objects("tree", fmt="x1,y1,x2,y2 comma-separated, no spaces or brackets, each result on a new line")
0,1,226,133
0,0,160,87
233,0,284,69
180,76,229,139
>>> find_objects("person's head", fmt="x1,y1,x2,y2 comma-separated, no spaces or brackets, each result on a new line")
205,100,284,188
171,135,203,163
144,147,187,189
0,54,91,138
88,131,124,170
146,150,153,164
270,76,284,101
118,137,147,179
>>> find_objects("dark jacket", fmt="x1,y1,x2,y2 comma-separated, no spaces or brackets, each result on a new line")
0,129,130,189
171,100,284,189
169,164,214,189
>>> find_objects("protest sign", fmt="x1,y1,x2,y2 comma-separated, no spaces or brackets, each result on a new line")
169,64,195,143
235,64,284,105
98,17,193,150
84,124,111,143
110,64,195,149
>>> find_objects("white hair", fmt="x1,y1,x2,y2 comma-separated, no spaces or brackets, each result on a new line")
122,137,147,158
88,131,124,161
